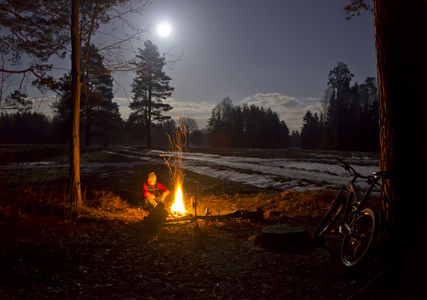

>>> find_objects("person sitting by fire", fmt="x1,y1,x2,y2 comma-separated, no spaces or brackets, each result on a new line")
141,172,170,212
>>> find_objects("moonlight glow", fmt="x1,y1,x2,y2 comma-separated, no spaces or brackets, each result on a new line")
156,21,172,37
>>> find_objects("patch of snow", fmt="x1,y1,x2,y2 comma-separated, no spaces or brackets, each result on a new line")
2,147,381,194
135,149,380,192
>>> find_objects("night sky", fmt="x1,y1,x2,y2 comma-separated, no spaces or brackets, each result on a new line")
113,0,377,132
32,0,376,133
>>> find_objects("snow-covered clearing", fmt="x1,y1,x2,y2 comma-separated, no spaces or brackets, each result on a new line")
1,146,380,193
107,147,380,192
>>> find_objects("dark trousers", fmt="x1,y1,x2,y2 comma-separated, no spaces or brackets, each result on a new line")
143,202,169,230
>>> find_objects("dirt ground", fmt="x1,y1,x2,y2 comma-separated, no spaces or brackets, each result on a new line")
0,146,416,299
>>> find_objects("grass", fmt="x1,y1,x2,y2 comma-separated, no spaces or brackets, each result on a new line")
190,189,333,222
1,184,333,227
79,190,146,222
1,144,371,223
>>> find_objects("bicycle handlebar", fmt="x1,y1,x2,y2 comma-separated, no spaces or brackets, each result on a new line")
337,158,359,176
337,158,374,181
337,158,391,180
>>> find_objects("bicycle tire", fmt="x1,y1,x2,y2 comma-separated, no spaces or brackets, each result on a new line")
341,208,379,267
314,194,346,240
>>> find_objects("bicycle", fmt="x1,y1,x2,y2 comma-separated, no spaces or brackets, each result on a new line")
314,158,388,267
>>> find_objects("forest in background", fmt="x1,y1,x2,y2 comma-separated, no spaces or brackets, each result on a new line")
1,61,378,152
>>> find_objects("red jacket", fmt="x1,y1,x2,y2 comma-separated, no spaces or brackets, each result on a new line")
142,181,169,199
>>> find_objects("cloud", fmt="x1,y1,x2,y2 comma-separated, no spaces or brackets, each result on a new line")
116,97,215,129
241,93,321,132
116,92,321,132
31,95,56,116
31,95,214,130
242,93,306,111
33,92,319,133
163,98,215,129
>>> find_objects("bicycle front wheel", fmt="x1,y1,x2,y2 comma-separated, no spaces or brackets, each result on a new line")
341,208,379,267
314,194,345,240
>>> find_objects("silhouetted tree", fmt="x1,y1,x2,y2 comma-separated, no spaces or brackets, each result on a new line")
279,120,290,148
319,62,378,151
300,111,322,149
325,62,354,149
51,73,73,142
207,98,290,149
206,97,234,147
289,131,301,148
191,129,209,147
80,44,118,146
53,45,120,146
178,117,198,148
130,40,174,148
2,90,32,112
1,0,151,207
1,112,52,144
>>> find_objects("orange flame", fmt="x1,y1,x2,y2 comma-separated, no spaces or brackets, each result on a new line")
171,184,186,215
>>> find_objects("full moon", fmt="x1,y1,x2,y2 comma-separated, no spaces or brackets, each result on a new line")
156,21,172,37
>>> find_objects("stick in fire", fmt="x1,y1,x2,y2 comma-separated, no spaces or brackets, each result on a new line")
143,123,188,231
162,122,188,216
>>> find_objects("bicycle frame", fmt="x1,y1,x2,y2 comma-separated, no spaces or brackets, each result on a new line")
340,174,380,235
314,158,385,267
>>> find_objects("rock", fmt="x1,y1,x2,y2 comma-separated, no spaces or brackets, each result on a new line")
250,224,314,253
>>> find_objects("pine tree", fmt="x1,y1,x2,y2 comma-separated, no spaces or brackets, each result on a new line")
207,98,290,149
1,0,151,208
300,111,322,149
3,90,32,112
80,44,118,146
52,44,120,146
130,40,174,148
326,62,354,149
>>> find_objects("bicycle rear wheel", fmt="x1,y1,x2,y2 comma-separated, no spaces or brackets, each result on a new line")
341,208,379,267
314,193,346,240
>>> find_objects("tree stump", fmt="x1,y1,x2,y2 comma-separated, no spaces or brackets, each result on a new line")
250,224,314,253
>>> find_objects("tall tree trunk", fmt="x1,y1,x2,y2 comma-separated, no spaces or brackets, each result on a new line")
374,0,427,292
147,85,152,149
70,0,83,208
85,110,92,147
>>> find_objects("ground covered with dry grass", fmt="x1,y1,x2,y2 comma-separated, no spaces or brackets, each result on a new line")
0,146,406,299
1,190,397,299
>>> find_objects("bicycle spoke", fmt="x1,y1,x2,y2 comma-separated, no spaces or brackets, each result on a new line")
341,208,378,267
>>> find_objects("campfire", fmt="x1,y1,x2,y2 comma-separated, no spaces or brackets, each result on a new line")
161,121,191,219
157,122,264,227
170,184,187,217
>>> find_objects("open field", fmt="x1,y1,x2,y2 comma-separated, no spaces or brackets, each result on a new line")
0,144,380,206
1,145,407,299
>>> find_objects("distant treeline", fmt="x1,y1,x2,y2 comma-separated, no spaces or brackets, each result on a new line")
0,107,291,149
206,97,290,149
203,62,379,151
1,112,57,144
0,112,188,147
1,62,378,151
300,62,379,152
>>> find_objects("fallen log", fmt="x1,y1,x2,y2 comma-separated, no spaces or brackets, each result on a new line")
163,208,265,224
